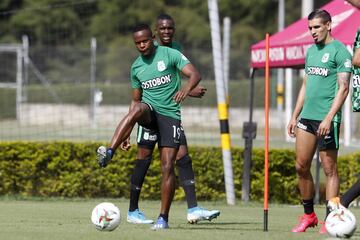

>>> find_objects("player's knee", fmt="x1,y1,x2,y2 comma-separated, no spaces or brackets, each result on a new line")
295,161,310,177
176,146,188,160
128,103,145,120
323,166,338,178
161,160,175,175
176,154,191,167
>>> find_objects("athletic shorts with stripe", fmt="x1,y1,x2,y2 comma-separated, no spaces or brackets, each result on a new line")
296,118,340,150
137,103,183,149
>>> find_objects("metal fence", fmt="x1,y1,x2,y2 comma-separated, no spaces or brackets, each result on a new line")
1,1,360,154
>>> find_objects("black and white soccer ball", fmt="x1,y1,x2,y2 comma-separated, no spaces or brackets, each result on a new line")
325,208,357,238
91,202,121,231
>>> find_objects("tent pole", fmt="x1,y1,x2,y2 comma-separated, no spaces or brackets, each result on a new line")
242,68,257,202
285,68,293,142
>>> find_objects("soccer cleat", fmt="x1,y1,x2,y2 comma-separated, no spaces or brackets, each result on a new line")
151,217,169,230
291,212,318,232
97,146,112,168
327,197,346,212
187,206,220,224
319,221,327,234
127,209,154,224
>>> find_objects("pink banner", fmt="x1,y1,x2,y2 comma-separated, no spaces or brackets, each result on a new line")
250,0,359,68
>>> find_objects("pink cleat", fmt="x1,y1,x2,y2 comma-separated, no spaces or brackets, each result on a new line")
291,212,318,232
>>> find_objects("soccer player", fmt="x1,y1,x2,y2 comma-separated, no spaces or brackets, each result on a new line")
328,0,360,210
123,14,219,225
287,9,352,234
98,23,201,230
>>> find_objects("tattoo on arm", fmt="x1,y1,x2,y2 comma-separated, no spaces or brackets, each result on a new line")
337,72,351,88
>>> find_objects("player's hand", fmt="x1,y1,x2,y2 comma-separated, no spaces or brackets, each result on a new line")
120,138,131,151
173,87,190,103
188,85,207,98
287,119,297,138
317,118,331,138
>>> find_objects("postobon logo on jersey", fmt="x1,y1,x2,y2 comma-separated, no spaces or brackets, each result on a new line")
142,74,172,89
307,66,329,77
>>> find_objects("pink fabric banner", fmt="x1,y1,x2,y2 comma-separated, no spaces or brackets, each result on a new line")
250,0,359,68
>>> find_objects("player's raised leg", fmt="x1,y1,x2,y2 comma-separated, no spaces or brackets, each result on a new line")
97,101,153,167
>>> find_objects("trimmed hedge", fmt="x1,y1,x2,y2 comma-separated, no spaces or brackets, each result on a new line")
338,152,360,196
0,142,358,204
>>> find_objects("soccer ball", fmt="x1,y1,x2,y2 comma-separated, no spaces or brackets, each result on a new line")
325,208,357,238
91,202,121,231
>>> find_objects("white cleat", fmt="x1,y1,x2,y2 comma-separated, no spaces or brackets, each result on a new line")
187,206,220,224
127,209,154,224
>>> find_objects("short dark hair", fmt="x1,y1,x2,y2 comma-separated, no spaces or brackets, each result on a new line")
132,23,152,33
308,9,332,23
157,13,174,22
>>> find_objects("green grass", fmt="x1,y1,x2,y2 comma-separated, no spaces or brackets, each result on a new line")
1,198,359,240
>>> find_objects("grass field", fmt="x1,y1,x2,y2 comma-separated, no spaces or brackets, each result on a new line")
1,198,360,240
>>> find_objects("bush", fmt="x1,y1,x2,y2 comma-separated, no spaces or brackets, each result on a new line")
0,141,356,203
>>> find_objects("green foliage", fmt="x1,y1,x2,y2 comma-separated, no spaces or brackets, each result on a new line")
0,0,324,79
0,142,299,203
102,38,138,84
338,153,360,195
1,142,356,203
9,0,83,45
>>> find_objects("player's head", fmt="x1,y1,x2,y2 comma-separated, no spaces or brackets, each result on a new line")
307,9,332,44
133,23,155,56
155,13,175,46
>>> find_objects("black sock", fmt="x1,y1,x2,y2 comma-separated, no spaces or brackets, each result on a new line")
159,213,168,222
341,178,360,208
325,200,330,219
176,154,197,209
302,199,314,215
129,158,151,212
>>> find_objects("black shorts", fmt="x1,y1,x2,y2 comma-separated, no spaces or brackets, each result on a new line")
297,118,340,150
137,103,182,149
137,125,187,149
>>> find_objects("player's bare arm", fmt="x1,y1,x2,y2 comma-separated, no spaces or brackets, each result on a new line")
287,75,307,138
317,72,350,137
353,48,360,67
173,63,201,103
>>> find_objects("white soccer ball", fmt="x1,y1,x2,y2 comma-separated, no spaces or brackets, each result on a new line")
325,208,357,238
91,202,121,231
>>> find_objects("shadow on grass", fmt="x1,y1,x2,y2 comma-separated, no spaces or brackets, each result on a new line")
174,221,262,231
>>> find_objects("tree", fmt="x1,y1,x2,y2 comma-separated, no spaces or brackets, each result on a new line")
9,0,83,45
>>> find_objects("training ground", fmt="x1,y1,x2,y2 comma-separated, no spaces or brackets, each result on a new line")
1,198,359,240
